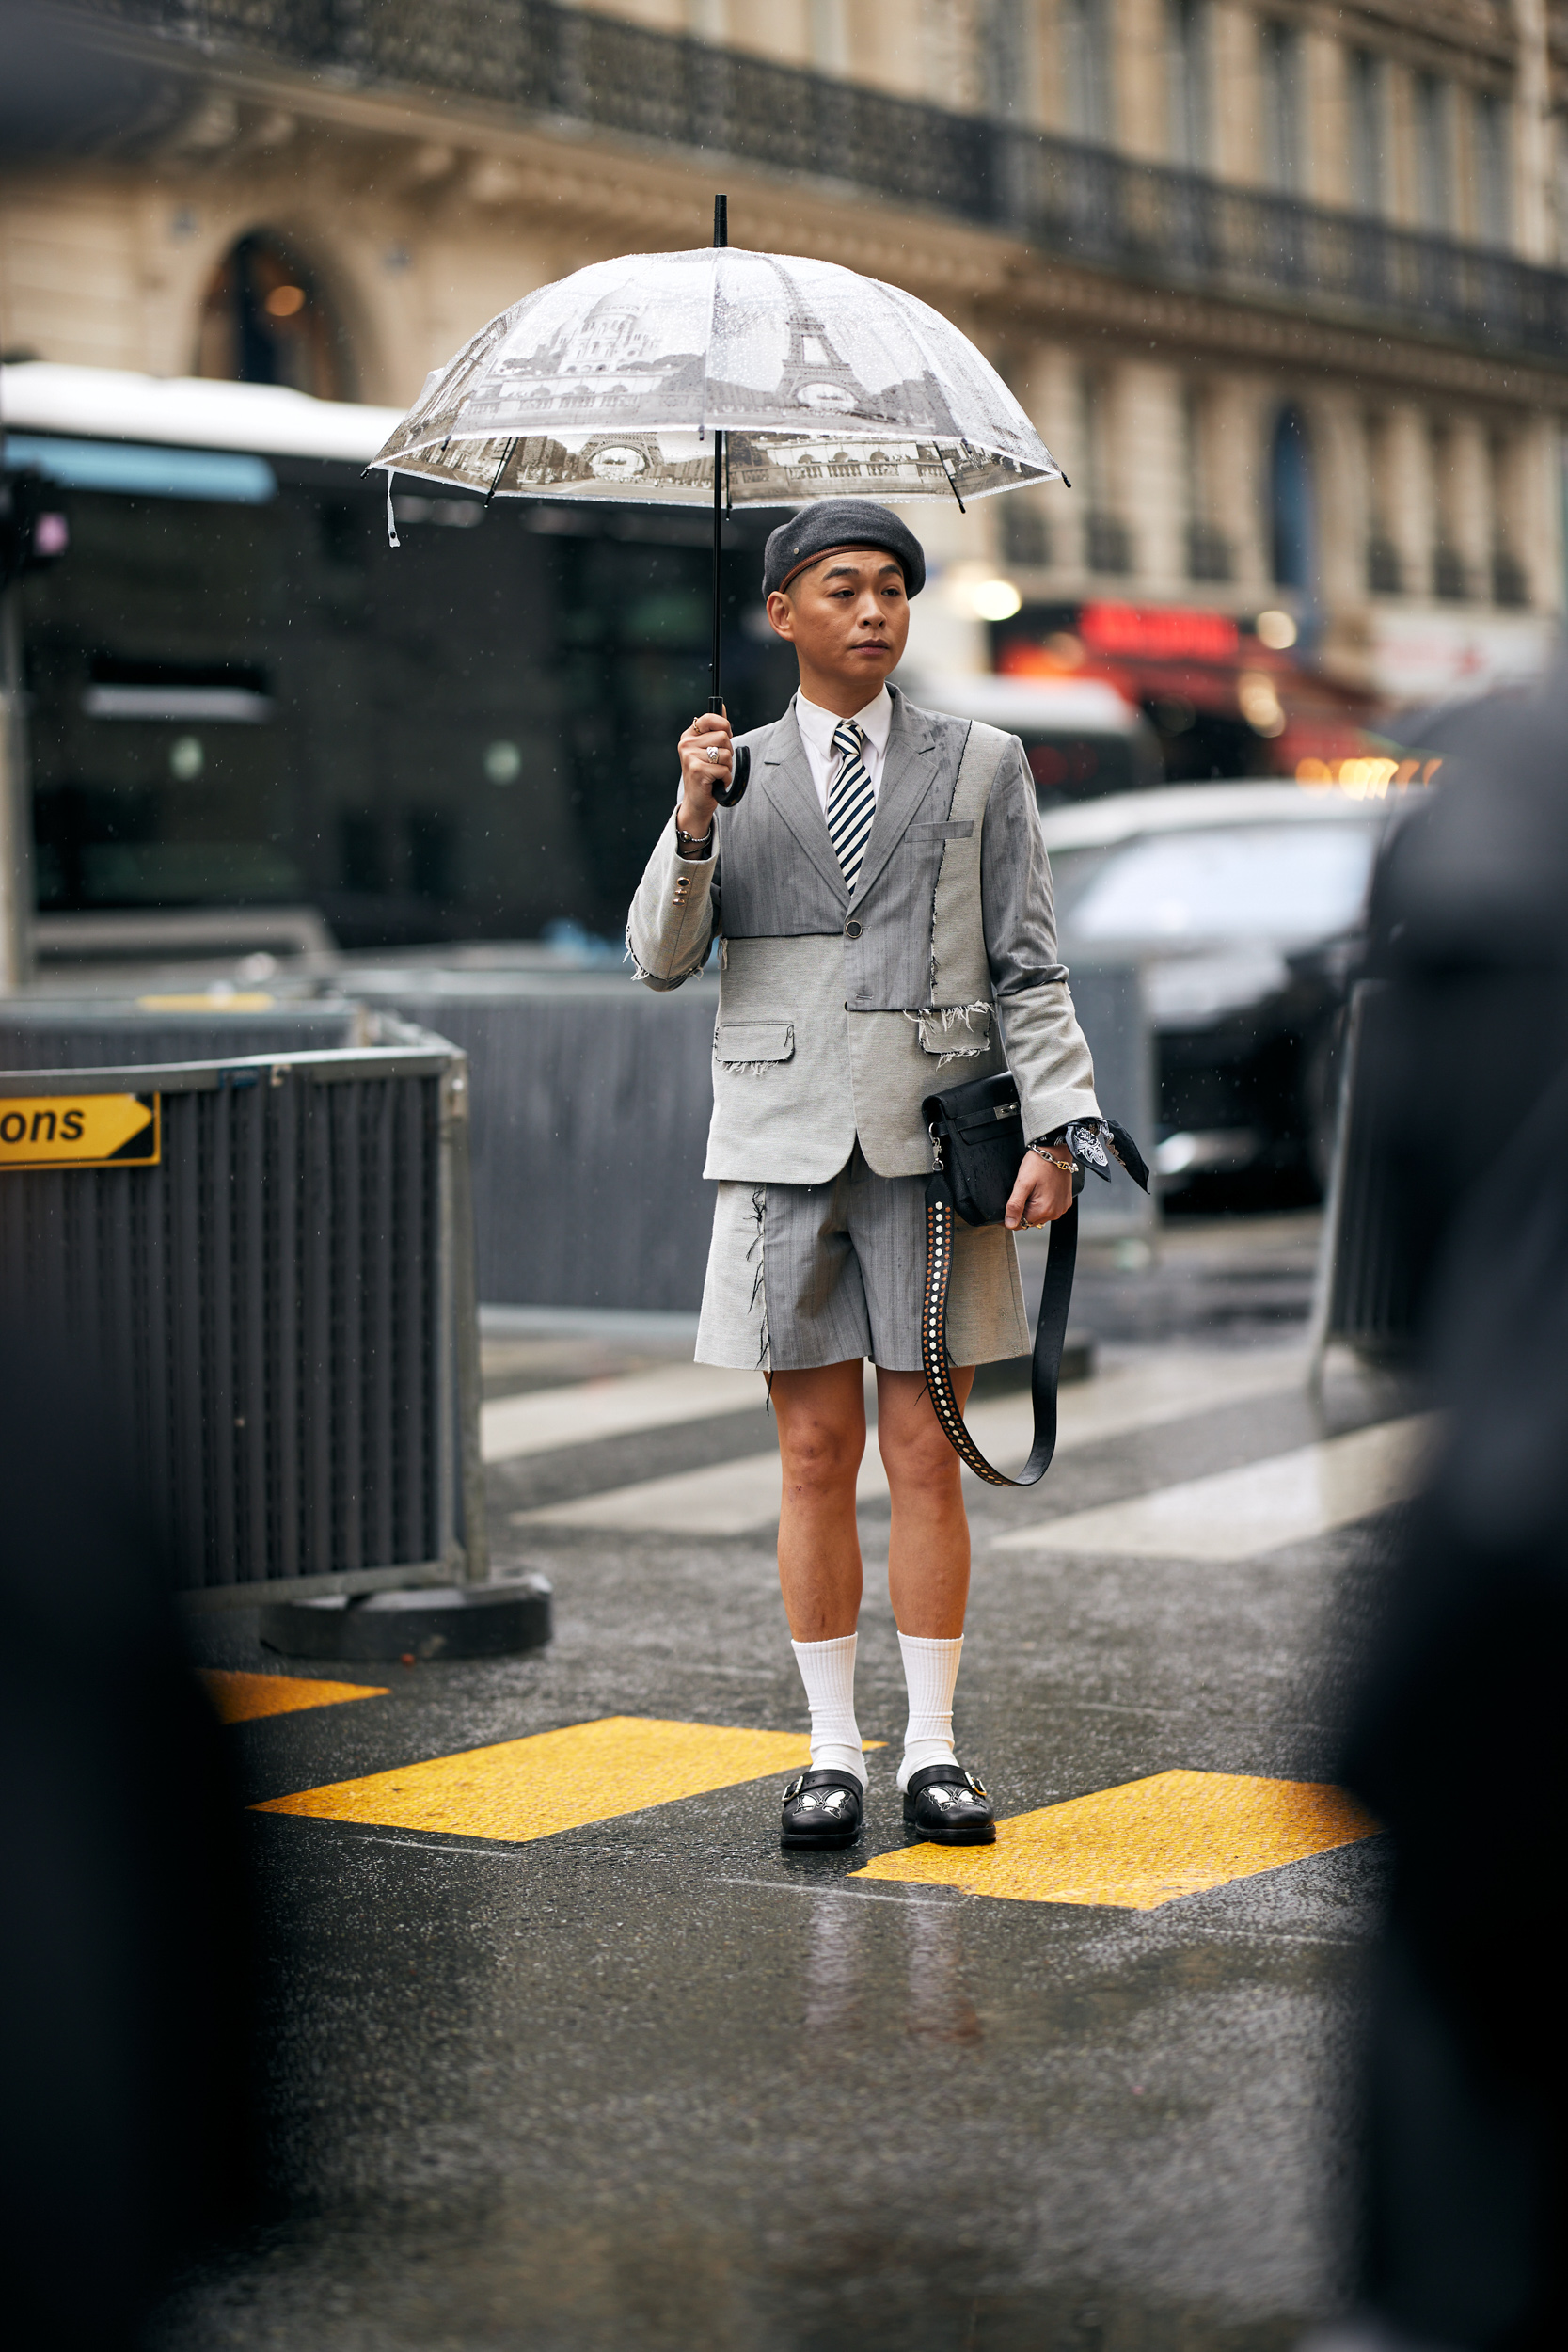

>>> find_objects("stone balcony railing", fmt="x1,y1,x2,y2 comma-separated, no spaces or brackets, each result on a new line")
87,0,1568,368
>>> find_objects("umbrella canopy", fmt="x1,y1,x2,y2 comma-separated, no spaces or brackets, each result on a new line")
370,246,1062,507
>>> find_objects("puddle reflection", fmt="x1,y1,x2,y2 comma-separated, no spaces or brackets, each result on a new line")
802,1895,982,2050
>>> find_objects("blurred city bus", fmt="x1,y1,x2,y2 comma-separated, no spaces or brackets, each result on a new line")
1,361,793,963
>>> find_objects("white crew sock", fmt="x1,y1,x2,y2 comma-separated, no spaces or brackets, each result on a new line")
790,1632,866,1787
896,1631,964,1790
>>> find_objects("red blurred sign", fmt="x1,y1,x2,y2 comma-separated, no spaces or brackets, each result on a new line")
1078,601,1241,661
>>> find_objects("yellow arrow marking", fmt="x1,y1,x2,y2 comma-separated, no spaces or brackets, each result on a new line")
853,1771,1379,1909
254,1716,880,1845
199,1670,389,1725
0,1093,157,1168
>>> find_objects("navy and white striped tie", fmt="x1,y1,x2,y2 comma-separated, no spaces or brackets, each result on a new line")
827,720,876,893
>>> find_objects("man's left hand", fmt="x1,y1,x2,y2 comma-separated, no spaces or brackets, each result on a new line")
1004,1149,1074,1232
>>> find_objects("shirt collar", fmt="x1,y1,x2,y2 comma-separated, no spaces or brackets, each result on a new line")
795,684,894,760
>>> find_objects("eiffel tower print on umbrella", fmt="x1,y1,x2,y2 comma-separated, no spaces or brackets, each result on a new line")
371,198,1067,805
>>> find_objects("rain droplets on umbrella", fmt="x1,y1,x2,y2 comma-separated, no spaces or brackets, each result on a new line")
372,204,1068,798
374,226,1063,509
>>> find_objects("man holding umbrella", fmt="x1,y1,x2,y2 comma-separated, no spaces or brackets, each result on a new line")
627,498,1106,1851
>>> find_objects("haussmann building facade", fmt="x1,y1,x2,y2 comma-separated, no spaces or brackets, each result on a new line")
3,0,1567,951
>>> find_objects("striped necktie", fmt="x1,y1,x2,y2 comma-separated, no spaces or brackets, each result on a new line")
827,719,876,893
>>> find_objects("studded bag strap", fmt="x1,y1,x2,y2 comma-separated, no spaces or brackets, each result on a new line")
922,1169,1079,1489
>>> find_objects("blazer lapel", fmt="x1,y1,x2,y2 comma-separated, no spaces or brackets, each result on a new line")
849,689,941,906
760,707,849,908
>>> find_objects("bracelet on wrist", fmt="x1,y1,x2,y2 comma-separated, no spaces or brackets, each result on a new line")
1028,1137,1077,1173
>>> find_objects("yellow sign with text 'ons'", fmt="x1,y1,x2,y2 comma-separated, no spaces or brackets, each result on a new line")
0,1094,160,1171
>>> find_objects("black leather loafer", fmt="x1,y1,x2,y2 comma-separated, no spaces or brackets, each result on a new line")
902,1764,996,1845
780,1767,864,1850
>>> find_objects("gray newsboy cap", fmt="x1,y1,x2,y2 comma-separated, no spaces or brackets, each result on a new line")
762,501,926,600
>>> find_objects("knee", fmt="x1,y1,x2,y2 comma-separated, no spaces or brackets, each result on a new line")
879,1422,963,1502
780,1417,863,1501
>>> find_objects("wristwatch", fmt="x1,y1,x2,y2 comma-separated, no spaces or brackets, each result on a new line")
674,818,715,860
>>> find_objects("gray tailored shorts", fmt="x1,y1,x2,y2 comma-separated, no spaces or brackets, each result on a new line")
695,1142,1030,1373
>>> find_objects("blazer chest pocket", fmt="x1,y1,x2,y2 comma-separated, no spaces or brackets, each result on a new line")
715,1022,795,1069
910,819,974,841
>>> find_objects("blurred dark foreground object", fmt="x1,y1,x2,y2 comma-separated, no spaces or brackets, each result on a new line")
1320,668,1568,2350
0,1317,258,2349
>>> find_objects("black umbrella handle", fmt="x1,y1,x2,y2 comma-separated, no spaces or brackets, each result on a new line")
708,704,750,806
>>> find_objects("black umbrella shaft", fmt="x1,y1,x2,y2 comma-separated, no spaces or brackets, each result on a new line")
708,192,728,718
709,429,724,715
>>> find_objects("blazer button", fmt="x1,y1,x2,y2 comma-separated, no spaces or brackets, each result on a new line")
845,919,863,939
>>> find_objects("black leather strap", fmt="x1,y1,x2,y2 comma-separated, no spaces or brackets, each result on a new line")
922,1168,1079,1488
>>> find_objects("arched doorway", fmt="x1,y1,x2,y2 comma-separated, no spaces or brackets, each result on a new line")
195,231,352,400
1269,405,1316,593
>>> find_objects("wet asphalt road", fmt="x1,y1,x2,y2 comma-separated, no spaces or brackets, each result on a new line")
159,1215,1403,2352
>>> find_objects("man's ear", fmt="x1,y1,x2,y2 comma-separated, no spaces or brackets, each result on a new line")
765,589,795,641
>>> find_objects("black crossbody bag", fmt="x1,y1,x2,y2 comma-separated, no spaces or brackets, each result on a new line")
922,1070,1149,1487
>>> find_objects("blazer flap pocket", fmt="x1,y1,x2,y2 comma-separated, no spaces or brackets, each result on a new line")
715,1022,795,1064
911,819,975,840
916,1005,991,1056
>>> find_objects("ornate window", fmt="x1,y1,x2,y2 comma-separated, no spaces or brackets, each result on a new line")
1260,20,1303,196
1166,0,1210,169
1270,405,1315,590
1064,0,1113,143
1474,90,1511,248
1348,51,1387,217
195,231,352,401
1182,383,1231,580
1415,74,1455,234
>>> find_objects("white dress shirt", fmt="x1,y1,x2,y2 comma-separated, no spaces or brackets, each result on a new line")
793,686,894,819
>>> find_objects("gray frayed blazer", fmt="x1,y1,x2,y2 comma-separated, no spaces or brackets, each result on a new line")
626,686,1101,1184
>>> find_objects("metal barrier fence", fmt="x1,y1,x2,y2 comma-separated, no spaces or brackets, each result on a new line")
1063,961,1154,1243
349,972,719,1313
0,1036,486,1608
0,996,369,1070
346,961,1152,1311
1307,980,1413,1373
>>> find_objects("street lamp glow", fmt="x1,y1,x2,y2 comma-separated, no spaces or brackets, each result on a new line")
970,577,1022,622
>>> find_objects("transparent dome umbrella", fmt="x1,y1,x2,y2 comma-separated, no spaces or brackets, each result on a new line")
370,199,1066,803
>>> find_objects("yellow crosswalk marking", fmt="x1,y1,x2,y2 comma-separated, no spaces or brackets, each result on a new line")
253,1716,832,1843
201,1670,388,1725
853,1771,1378,1909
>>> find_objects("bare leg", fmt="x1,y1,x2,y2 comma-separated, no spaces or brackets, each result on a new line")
877,1364,975,1638
771,1359,866,1640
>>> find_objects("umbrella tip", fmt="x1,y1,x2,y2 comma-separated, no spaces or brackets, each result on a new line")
713,193,728,249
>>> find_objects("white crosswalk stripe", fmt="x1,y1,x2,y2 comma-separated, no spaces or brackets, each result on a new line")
990,1413,1434,1562
509,1345,1311,1536
483,1363,765,1463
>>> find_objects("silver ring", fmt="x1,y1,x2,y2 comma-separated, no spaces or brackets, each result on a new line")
707,745,722,761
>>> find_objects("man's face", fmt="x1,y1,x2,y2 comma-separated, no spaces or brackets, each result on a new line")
765,548,911,691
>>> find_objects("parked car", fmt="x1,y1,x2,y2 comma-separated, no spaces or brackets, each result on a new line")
1039,783,1407,1197
898,671,1164,803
